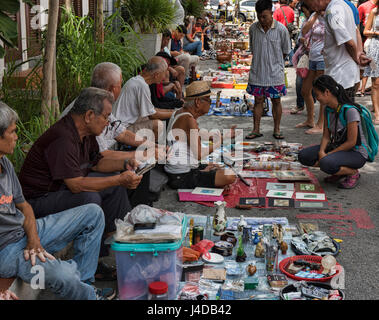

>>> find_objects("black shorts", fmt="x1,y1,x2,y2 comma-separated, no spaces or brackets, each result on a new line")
166,167,217,190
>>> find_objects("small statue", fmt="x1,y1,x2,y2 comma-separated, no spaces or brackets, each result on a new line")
236,235,247,262
247,264,257,276
213,201,227,236
255,240,265,258
272,224,278,239
280,241,288,255
253,232,260,245
237,215,247,233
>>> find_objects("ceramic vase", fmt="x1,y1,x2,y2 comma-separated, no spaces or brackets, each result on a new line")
213,201,227,236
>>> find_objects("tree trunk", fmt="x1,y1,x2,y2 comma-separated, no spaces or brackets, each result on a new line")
95,0,104,44
41,0,60,123
64,0,72,12
51,54,60,118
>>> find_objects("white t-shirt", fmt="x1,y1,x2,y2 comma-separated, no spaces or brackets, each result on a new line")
113,75,156,126
59,99,127,152
323,0,360,89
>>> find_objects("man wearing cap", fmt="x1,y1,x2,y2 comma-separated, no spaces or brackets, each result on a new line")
170,25,200,81
164,81,237,189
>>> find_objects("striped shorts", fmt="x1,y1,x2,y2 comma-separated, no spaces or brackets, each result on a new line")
246,84,287,99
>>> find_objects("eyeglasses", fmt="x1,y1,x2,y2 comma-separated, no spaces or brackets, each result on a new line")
105,120,122,135
201,96,212,103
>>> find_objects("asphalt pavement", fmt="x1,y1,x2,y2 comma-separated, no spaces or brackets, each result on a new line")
153,61,379,300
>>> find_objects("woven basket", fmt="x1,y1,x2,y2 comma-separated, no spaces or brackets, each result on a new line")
279,255,340,282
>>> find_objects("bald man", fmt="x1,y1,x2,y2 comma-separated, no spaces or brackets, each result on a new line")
113,57,174,142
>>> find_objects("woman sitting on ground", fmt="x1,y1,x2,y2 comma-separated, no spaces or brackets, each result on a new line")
298,75,368,189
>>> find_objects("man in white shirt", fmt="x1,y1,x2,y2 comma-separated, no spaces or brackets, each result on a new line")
113,57,174,142
303,0,371,99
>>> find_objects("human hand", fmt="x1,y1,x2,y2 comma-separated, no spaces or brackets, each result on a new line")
126,159,140,171
24,240,56,266
119,170,143,189
318,151,327,160
0,290,19,300
358,52,372,67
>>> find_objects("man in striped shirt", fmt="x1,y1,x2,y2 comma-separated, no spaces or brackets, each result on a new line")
246,0,291,140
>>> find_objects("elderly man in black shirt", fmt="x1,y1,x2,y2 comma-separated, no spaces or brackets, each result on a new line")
19,87,143,264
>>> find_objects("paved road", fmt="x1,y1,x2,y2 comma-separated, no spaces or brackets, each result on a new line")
154,61,379,300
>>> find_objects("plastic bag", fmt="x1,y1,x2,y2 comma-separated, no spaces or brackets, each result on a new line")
191,240,214,260
296,54,309,79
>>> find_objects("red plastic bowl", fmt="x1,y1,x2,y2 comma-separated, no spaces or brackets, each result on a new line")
279,255,340,282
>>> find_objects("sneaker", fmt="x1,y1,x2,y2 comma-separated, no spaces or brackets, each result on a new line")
95,287,117,300
338,172,360,189
324,174,345,183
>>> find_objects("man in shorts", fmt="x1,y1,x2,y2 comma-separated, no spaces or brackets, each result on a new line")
246,0,291,140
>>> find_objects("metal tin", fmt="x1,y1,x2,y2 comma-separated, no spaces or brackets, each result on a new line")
192,226,204,245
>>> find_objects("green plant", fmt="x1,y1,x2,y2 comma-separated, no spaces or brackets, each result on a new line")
55,8,145,108
0,0,33,57
122,0,177,34
181,0,205,18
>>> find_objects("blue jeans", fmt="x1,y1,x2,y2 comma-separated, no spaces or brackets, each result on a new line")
296,74,304,108
183,41,202,57
0,204,105,300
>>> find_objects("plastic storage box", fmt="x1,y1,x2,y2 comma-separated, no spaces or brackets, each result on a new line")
111,216,187,300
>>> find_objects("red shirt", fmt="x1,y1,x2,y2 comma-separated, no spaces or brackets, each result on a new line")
273,5,295,27
358,0,376,26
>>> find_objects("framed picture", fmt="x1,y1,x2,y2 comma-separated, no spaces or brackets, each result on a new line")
295,183,321,193
266,182,294,191
191,187,224,196
295,192,326,201
295,201,328,209
268,198,294,208
266,190,294,199
239,197,265,206
275,171,311,181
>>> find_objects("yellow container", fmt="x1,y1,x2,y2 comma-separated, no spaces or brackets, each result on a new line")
234,83,248,90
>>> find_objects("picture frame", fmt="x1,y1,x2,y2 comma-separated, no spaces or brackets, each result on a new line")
191,187,224,196
295,192,326,201
295,183,320,193
275,170,311,181
266,182,294,191
239,197,266,207
294,201,329,209
268,198,295,208
266,190,294,199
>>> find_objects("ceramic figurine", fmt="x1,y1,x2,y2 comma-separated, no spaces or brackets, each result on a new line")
280,241,288,255
237,215,248,233
255,239,265,258
247,264,257,276
236,235,247,262
253,232,260,245
213,201,227,236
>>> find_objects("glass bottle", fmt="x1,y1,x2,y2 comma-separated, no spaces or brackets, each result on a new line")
205,213,212,240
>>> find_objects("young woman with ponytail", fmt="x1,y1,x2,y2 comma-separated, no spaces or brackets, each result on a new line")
298,75,368,189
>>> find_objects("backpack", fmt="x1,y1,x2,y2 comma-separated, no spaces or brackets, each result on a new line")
325,104,379,162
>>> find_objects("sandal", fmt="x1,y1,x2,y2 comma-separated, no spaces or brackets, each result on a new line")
338,172,360,189
273,132,284,140
245,132,263,139
95,261,117,281
355,91,365,97
290,106,304,114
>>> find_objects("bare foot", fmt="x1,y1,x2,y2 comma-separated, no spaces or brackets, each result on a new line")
295,121,314,128
305,126,323,134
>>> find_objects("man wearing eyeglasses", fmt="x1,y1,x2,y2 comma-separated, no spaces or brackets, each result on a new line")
19,87,143,266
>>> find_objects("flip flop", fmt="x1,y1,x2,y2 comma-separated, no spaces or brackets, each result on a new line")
273,132,284,140
245,132,263,139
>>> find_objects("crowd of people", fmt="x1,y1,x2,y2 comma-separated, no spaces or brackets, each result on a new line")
0,0,378,301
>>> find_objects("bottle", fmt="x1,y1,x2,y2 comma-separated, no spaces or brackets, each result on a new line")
205,213,212,240
188,218,194,247
237,215,247,233
148,281,168,300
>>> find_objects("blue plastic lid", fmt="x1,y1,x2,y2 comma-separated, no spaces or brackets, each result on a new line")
111,215,187,253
